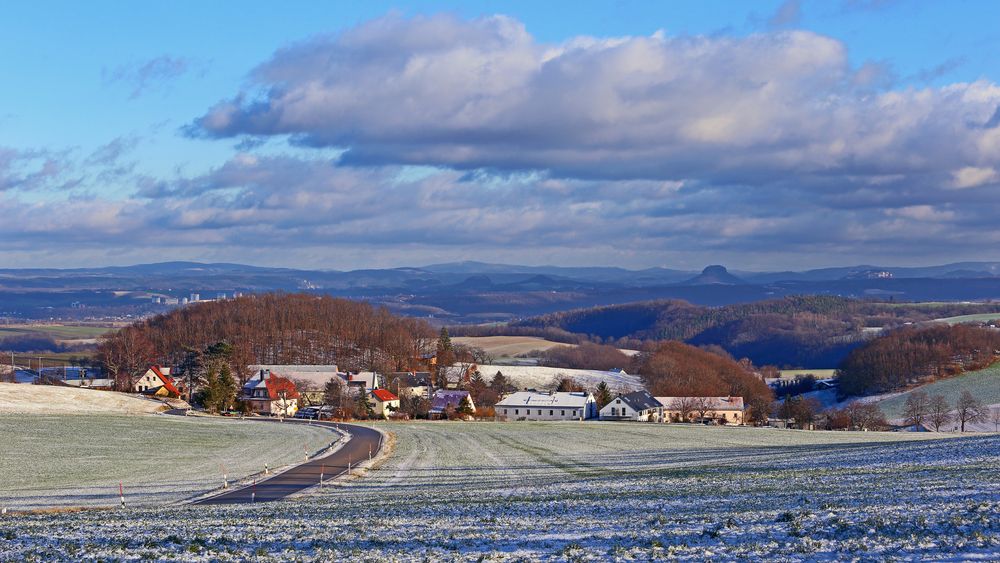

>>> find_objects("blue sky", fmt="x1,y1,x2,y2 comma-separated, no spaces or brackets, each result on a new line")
1,1,999,270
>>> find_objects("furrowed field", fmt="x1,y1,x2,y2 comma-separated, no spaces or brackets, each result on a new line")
1,422,997,561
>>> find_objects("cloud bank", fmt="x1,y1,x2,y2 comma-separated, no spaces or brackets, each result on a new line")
5,13,1000,269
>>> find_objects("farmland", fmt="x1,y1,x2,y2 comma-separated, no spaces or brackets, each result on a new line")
0,414,337,509
453,335,573,357
0,383,165,415
1,422,996,560
872,362,1000,424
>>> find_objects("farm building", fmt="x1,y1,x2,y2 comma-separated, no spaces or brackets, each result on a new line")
429,389,475,418
599,390,661,421
496,391,597,421
657,396,746,425
388,371,432,399
241,370,300,416
369,388,400,418
133,366,180,397
247,364,340,389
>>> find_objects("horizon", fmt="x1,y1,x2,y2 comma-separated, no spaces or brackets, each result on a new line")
2,1,1000,270
2,257,1000,275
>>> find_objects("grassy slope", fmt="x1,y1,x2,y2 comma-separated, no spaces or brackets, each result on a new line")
933,313,1000,325
2,423,997,560
875,362,1000,419
0,415,336,508
0,324,113,340
0,383,165,415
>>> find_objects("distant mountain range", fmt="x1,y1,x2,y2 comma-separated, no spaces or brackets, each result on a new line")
2,260,1000,321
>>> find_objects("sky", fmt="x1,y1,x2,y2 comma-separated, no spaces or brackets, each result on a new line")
1,0,999,271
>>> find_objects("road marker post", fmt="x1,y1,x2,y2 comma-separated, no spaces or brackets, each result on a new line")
251,479,256,504
320,464,325,488
264,463,269,475
119,481,126,509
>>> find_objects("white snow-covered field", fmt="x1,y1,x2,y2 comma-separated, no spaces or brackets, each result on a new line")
478,364,644,391
0,383,167,415
0,414,338,509
1,422,996,561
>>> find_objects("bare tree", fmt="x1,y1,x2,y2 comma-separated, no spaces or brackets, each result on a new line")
902,390,930,429
955,390,989,432
693,397,716,423
669,397,697,422
927,394,953,432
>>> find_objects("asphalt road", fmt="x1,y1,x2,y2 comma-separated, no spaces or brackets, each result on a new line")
188,418,383,505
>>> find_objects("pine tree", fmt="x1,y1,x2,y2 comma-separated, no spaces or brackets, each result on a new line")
435,328,455,388
594,381,613,409
217,364,237,413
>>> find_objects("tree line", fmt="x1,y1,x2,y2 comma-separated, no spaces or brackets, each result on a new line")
836,324,1000,396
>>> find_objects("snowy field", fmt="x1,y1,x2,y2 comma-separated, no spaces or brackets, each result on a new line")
1,422,996,561
478,364,644,391
0,383,166,415
0,414,338,509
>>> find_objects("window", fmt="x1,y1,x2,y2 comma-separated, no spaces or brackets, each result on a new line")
538,410,542,415
504,409,508,415
549,410,554,416
515,409,519,415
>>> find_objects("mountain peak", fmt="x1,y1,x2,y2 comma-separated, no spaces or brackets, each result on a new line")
682,265,746,285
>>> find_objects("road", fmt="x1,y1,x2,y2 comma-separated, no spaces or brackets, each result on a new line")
189,418,383,505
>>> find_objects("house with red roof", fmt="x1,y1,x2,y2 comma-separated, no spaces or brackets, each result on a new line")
133,366,181,398
240,369,301,416
368,388,400,418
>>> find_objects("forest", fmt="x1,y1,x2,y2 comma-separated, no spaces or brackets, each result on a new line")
97,293,436,389
636,341,774,424
836,324,1000,396
466,296,1000,368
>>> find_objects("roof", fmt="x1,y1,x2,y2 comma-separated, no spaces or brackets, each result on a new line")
656,396,745,410
371,388,399,402
392,372,432,387
430,390,472,413
612,390,661,412
264,374,300,401
496,391,594,409
247,365,341,388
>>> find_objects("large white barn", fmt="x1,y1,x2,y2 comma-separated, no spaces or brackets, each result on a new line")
496,391,597,421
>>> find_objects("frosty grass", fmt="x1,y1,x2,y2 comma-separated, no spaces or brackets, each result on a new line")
1,421,997,561
0,414,337,509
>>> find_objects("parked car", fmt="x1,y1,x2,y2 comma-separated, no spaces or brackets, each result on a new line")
294,407,320,420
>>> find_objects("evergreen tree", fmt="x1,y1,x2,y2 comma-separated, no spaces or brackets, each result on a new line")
435,328,455,388
216,364,238,413
594,381,613,409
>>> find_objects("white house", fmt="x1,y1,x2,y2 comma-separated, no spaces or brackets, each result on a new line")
496,391,597,421
240,370,300,416
369,388,400,418
599,390,661,421
133,366,180,397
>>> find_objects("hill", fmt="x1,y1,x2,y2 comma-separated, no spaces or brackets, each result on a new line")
871,362,1000,422
509,297,1000,368
0,383,166,415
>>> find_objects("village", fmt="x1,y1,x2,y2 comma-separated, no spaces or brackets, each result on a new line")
5,359,751,426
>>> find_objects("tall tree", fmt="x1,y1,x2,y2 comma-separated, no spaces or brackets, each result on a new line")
927,394,953,432
955,390,988,432
902,390,931,429
435,328,455,388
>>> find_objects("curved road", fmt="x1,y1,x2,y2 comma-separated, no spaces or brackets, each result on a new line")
188,419,383,505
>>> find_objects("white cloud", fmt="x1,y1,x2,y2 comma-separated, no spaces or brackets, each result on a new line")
950,166,998,189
